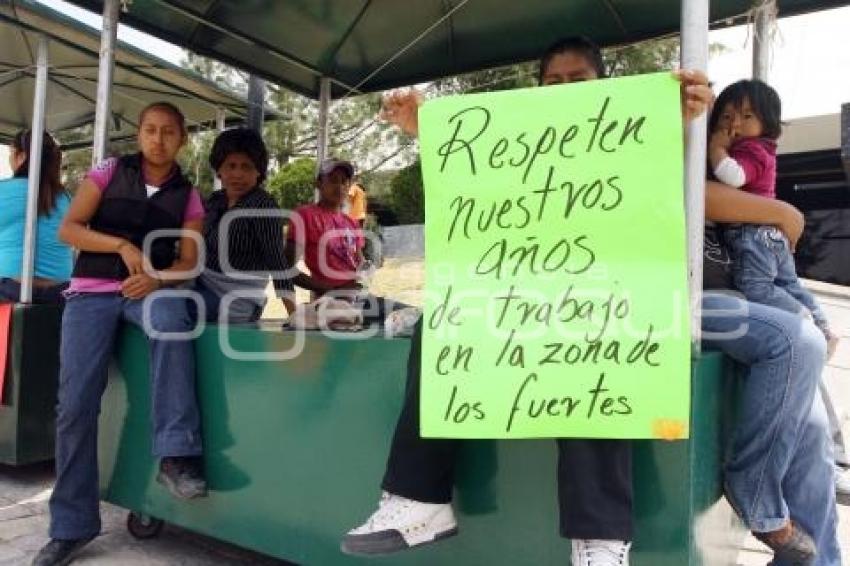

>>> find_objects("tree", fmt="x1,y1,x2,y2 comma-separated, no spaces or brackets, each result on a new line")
180,52,418,177
604,37,681,77
179,130,217,196
266,158,316,210
432,62,538,95
389,160,424,224
427,36,724,96
604,37,727,77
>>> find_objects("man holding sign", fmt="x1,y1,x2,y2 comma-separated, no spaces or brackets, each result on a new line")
342,37,713,565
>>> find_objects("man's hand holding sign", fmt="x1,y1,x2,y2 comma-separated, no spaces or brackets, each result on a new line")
418,73,690,439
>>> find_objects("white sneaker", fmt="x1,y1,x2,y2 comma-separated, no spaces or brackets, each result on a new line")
341,492,458,555
837,466,850,506
571,539,632,566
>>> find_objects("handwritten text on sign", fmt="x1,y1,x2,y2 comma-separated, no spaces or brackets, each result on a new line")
418,72,691,439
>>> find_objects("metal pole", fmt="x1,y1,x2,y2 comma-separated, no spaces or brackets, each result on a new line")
315,77,331,202
752,0,775,81
316,77,331,167
680,0,710,348
246,75,265,132
92,0,120,166
20,36,49,304
213,107,226,191
842,103,850,182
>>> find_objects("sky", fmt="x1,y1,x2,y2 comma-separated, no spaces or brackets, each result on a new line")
2,0,847,178
707,6,850,119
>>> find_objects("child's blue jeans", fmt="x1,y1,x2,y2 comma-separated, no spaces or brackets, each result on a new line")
724,223,828,332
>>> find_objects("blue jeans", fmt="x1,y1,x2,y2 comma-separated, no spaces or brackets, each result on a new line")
724,224,828,331
702,292,839,565
49,291,202,540
188,278,263,324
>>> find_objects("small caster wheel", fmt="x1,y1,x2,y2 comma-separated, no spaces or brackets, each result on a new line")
127,512,164,539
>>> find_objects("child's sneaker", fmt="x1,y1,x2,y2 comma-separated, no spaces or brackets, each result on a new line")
571,539,631,566
341,492,458,555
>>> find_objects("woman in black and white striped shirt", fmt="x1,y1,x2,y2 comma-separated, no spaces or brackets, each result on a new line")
193,128,295,323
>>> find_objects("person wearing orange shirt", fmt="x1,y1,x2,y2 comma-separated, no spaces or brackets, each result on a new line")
347,178,367,227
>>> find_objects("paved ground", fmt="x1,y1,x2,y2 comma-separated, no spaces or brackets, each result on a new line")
1,276,848,565
0,460,289,565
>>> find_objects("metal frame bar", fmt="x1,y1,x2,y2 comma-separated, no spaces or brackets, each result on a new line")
20,35,48,304
314,77,332,201
680,0,710,347
326,0,373,68
752,0,776,80
0,71,25,90
47,75,137,130
316,77,331,166
92,0,119,165
246,75,265,133
0,12,249,116
213,106,226,191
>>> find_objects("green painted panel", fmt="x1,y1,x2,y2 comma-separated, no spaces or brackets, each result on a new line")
0,304,61,466
99,324,744,564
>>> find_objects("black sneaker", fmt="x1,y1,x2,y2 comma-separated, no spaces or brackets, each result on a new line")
157,456,208,499
31,536,95,566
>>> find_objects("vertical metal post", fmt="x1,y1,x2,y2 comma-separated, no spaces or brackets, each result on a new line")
92,0,120,166
316,77,331,167
20,36,49,304
752,0,775,81
841,103,850,182
213,107,226,191
681,0,710,348
315,77,331,201
246,76,265,132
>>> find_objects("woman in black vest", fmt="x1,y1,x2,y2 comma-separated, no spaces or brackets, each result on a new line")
33,102,207,566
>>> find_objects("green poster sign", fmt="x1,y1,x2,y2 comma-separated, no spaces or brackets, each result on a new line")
418,72,691,439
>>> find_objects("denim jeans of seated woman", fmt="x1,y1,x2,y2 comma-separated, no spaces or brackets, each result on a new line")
0,277,67,304
701,292,839,565
49,291,202,540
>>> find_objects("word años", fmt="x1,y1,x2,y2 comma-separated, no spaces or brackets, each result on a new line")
475,234,596,279
436,96,646,185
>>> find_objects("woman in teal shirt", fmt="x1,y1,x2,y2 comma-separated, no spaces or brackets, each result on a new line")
0,130,72,303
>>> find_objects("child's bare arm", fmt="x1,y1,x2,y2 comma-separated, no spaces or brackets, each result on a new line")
708,128,746,188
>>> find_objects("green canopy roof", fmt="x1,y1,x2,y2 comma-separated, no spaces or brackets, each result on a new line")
0,0,265,148
62,0,850,99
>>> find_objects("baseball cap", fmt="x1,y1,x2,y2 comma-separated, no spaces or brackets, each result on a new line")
316,157,355,180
